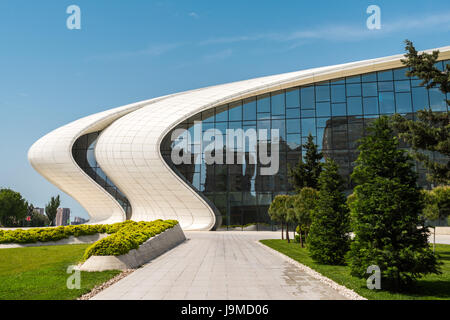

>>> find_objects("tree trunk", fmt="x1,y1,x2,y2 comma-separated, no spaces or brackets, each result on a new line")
281,222,284,240
299,227,303,247
286,223,290,243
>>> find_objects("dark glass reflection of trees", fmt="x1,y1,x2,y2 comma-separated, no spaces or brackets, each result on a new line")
161,61,450,230
72,131,132,220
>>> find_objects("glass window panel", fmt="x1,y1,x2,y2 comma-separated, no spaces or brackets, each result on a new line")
202,109,215,122
229,101,242,121
243,98,256,121
301,109,315,118
257,94,270,113
332,103,346,117
379,92,395,114
346,75,361,84
346,83,361,97
301,118,316,136
215,105,228,122
434,61,444,71
316,101,331,117
378,81,393,92
271,91,285,115
286,119,301,133
393,67,409,80
272,119,286,140
363,97,379,114
429,88,447,111
412,87,429,111
394,80,411,92
286,108,300,118
301,86,315,109
287,134,301,151
347,97,363,115
257,120,271,140
395,92,412,114
316,117,330,128
331,85,346,103
411,78,424,87
377,70,393,81
315,84,330,102
362,82,377,97
362,72,377,82
286,88,300,108
330,78,345,84
257,112,271,120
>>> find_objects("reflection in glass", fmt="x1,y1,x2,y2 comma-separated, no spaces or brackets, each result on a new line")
160,62,448,230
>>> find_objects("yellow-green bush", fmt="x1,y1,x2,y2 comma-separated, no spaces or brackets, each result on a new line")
0,220,177,247
82,220,178,261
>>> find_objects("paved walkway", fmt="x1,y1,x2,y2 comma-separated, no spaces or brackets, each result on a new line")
92,231,348,300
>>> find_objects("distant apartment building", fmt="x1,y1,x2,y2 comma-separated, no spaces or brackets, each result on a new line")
33,207,45,216
55,208,71,226
72,216,89,225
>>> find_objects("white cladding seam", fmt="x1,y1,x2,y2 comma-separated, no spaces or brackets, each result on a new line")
27,95,176,224
29,47,450,229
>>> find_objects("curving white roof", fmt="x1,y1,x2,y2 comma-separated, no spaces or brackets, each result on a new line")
28,46,450,229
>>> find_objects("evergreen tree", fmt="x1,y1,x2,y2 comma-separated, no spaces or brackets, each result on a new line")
308,159,350,265
45,195,60,227
392,40,449,185
288,133,323,191
348,116,440,290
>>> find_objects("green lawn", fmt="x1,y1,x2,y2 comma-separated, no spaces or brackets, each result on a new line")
0,244,121,300
260,240,450,300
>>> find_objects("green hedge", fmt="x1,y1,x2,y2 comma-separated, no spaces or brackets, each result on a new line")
0,220,176,245
82,220,178,261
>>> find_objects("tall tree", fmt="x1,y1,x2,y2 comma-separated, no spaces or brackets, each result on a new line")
45,195,60,226
348,116,440,290
288,133,323,191
391,40,449,185
268,195,289,240
291,187,318,248
0,188,28,227
307,159,350,265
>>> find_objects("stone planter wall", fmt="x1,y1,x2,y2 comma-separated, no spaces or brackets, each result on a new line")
80,223,186,271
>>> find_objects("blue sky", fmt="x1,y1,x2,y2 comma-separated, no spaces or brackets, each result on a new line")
0,0,449,220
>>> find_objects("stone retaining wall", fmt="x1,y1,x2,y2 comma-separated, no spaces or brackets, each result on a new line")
80,223,186,271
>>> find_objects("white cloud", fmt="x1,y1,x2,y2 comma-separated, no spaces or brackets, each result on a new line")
189,12,199,19
86,43,183,62
203,49,233,62
199,11,450,46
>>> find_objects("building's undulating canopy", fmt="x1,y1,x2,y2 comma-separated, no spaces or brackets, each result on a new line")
28,47,450,230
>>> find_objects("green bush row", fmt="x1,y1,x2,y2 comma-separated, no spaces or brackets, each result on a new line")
82,220,178,261
0,220,175,245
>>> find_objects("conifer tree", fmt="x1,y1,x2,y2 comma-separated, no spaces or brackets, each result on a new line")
392,40,449,185
307,159,350,265
288,133,323,191
348,116,440,290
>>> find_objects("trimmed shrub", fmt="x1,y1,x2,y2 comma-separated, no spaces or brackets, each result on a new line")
82,220,178,260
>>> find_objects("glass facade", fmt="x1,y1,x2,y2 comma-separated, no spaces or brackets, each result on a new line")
161,62,449,230
72,131,132,219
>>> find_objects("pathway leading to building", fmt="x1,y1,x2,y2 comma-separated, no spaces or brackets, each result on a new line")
92,231,348,300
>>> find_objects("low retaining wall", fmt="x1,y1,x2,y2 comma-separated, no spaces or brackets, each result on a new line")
434,227,450,235
80,223,186,271
0,233,108,249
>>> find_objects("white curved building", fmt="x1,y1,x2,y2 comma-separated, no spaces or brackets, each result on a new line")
28,47,450,230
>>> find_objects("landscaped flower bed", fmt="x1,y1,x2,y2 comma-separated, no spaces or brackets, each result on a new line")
0,219,179,260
